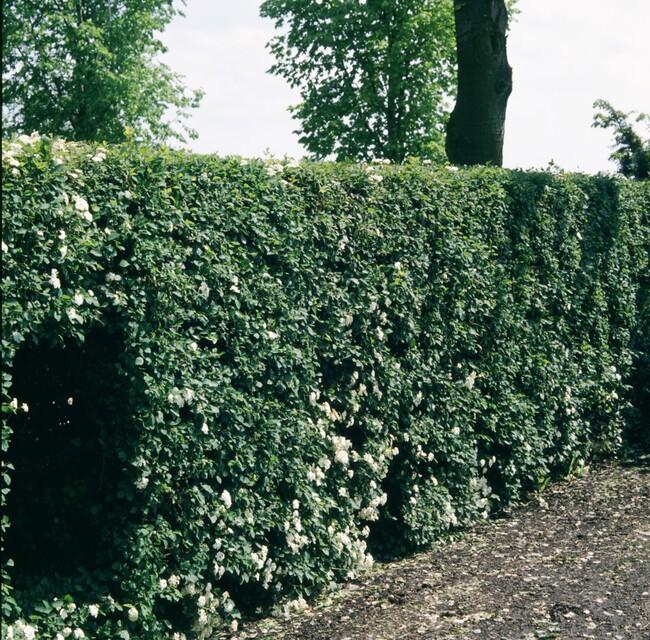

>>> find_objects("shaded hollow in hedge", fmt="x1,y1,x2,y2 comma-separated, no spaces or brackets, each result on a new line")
5,327,139,603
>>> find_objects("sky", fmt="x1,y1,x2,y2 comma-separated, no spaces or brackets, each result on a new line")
159,0,650,173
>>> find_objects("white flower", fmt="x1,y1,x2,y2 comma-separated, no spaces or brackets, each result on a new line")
88,604,99,618
464,371,477,390
135,357,144,366
189,341,198,352
9,398,18,410
266,330,279,340
199,281,210,298
127,606,139,622
201,422,209,435
292,499,300,510
135,476,149,490
168,574,180,588
221,489,232,508
60,245,68,258
66,307,83,324
21,403,29,412
1,241,7,252
67,396,74,405
230,620,239,632
72,195,93,221
334,450,349,465
368,173,383,183
118,632,130,640
91,149,107,162
73,629,85,639
49,268,62,289
158,578,168,590
197,595,207,607
339,314,353,327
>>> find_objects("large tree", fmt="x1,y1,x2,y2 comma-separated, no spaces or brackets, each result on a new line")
445,0,512,166
260,0,457,163
2,0,202,143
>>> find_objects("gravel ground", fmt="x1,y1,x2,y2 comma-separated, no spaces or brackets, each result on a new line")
228,460,650,640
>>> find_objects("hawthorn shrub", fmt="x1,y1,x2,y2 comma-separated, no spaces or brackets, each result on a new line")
1,136,648,639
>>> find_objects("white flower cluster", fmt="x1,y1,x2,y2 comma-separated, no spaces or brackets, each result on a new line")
191,585,237,639
91,147,107,163
331,435,352,465
328,526,374,577
284,501,309,553
358,491,387,521
463,370,477,390
7,398,29,413
72,195,93,222
306,463,326,485
4,620,38,640
167,387,196,407
363,164,384,183
2,133,41,172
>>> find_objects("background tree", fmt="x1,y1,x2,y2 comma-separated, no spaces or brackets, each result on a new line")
2,0,203,143
445,0,512,166
260,0,457,163
592,99,650,180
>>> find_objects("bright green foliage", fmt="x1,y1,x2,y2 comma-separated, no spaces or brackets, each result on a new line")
1,137,648,639
592,100,650,180
1,0,202,143
260,0,457,162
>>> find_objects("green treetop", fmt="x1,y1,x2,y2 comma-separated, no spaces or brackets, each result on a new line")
2,0,203,144
261,0,457,163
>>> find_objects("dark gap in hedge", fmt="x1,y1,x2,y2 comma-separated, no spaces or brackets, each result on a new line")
5,327,138,603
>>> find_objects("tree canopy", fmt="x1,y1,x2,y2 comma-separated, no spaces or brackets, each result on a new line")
260,0,457,163
2,0,203,143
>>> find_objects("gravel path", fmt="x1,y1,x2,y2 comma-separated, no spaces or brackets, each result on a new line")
230,461,650,640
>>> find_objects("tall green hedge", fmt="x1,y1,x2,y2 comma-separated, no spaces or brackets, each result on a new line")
1,136,648,640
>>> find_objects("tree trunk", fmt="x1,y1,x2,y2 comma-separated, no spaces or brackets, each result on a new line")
445,0,512,166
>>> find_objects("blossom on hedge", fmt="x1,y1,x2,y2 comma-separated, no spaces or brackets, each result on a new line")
49,268,62,289
331,435,352,465
72,195,92,222
66,307,83,324
168,574,180,588
127,606,139,622
88,604,99,618
220,489,232,508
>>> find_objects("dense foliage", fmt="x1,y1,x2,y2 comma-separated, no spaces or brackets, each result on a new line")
1,136,648,640
1,0,202,143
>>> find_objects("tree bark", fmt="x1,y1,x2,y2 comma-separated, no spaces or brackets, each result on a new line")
445,0,512,166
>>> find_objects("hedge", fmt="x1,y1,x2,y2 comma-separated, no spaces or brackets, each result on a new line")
1,136,648,640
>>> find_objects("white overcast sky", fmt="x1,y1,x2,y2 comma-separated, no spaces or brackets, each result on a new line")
160,0,650,173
